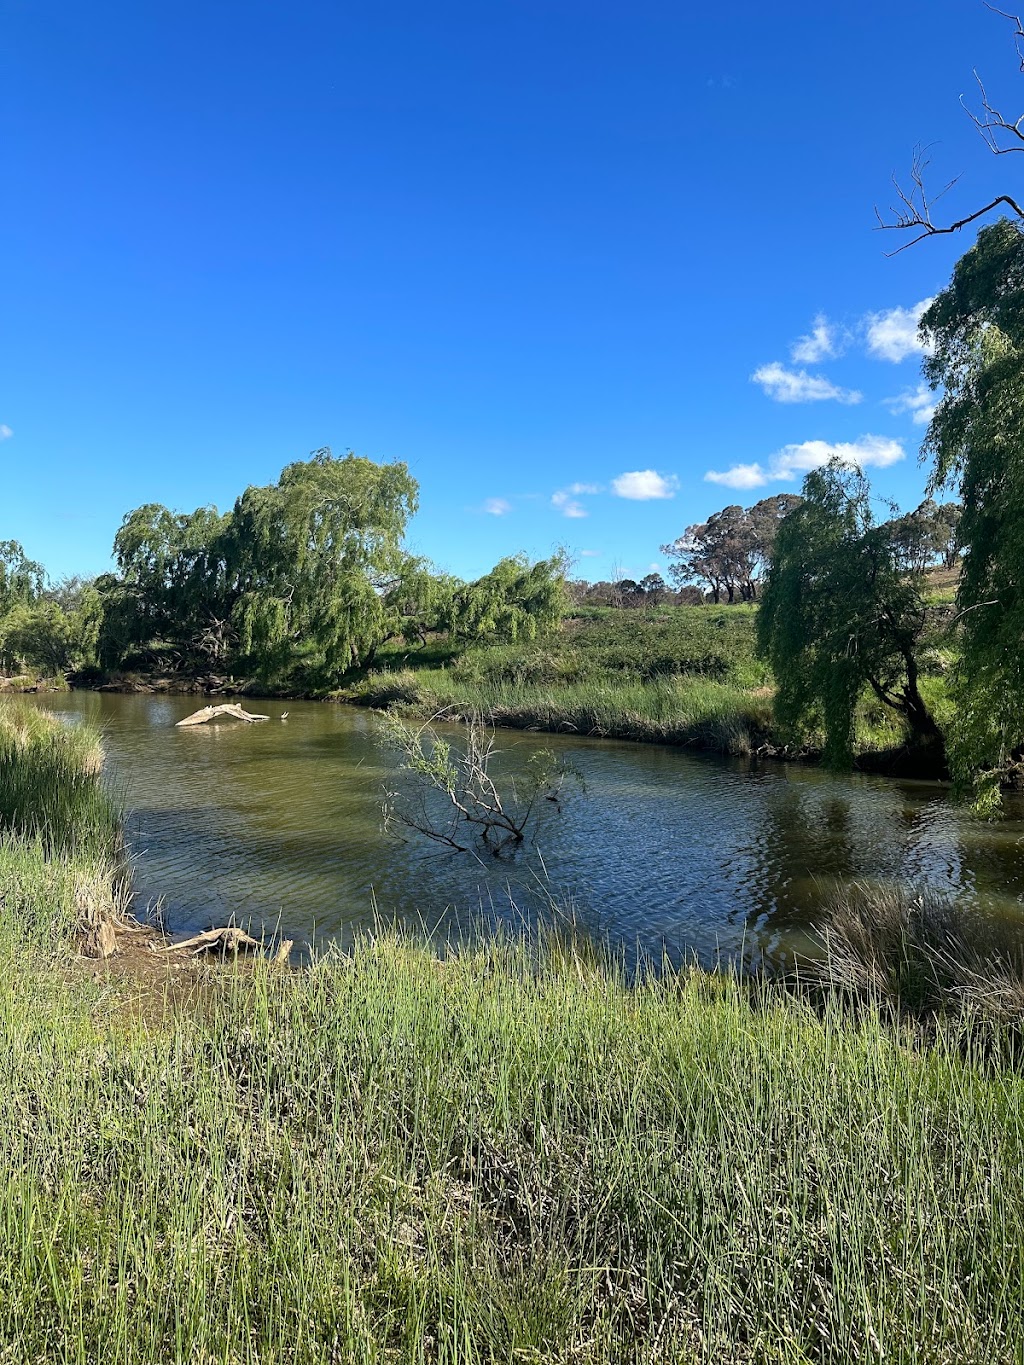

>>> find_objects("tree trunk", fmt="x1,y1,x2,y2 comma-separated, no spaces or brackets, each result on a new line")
900,649,946,762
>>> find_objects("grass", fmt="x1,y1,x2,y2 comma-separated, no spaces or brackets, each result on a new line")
340,605,949,763
1,910,1023,1362
340,607,777,755
0,699,120,856
4,694,1024,1361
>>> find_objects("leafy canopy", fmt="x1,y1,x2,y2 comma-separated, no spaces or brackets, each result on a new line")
228,449,419,677
757,462,941,767
921,218,1024,807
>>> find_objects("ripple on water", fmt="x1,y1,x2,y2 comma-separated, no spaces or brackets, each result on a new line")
30,692,1024,964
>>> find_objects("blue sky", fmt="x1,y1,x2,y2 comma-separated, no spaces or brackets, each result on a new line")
1,1,1017,583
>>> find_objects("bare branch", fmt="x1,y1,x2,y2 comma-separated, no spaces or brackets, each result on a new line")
983,5,1024,66
377,710,581,858
875,145,1023,253
962,71,1024,153
877,8,1024,248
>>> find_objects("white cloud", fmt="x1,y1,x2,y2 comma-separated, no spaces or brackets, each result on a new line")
551,481,602,518
884,384,938,426
483,497,512,516
752,362,862,405
865,299,934,362
704,462,769,490
580,549,601,558
0,425,11,441
611,469,679,500
706,434,906,490
551,490,588,518
791,314,842,364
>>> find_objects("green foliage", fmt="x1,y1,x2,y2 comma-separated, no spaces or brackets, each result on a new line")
1,583,103,678
0,541,44,672
98,502,234,668
446,552,569,645
758,462,942,767
0,540,43,617
348,606,776,755
922,218,1024,809
94,453,569,687
442,606,765,690
228,448,419,679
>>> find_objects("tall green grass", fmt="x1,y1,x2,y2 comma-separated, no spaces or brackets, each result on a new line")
381,670,776,755
1,658,1022,1361
0,919,1021,1362
0,700,119,856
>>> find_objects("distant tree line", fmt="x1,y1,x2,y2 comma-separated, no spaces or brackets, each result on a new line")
0,451,568,687
659,495,804,604
568,575,703,609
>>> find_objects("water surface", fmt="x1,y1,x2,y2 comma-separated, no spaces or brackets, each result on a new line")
35,691,1024,965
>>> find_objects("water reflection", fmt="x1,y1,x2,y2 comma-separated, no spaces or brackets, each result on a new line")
32,692,1024,966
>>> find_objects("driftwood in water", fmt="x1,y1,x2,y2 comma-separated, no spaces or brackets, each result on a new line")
175,703,270,728
156,925,262,955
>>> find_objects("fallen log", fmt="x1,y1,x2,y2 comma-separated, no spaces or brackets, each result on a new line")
154,925,262,955
175,703,269,727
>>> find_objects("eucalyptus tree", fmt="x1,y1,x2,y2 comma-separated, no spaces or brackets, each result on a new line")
921,218,1024,808
758,462,943,769
662,496,801,604
661,520,729,604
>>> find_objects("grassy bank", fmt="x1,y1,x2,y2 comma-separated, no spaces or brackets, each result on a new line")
340,605,930,762
2,699,1024,1360
2,908,1023,1360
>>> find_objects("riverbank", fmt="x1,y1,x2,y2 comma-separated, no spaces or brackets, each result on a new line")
337,606,952,777
2,698,1024,1360
74,604,952,776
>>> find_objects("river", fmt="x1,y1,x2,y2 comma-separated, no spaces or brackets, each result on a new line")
32,690,1024,966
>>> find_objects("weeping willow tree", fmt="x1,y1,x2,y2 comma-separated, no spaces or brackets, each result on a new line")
921,219,1024,810
227,449,420,679
446,553,569,645
97,451,569,684
757,461,943,768
98,503,234,667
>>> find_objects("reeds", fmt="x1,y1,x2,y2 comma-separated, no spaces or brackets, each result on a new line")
0,924,1021,1361
350,670,776,756
0,700,119,856
814,880,1024,1023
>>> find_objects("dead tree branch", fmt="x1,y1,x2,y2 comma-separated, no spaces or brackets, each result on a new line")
377,709,581,858
876,8,1024,251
